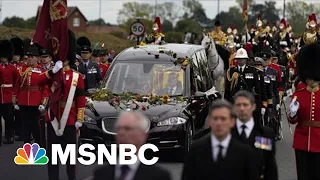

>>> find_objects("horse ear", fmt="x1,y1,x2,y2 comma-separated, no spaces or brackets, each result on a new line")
202,32,206,37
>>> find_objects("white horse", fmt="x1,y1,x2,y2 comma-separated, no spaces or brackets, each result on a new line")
201,33,227,93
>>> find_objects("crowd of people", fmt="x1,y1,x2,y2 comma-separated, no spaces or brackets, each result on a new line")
0,12,319,180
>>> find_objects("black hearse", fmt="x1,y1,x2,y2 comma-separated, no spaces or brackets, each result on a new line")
81,43,221,158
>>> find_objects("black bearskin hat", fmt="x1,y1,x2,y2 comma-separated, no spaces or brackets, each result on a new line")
23,38,32,55
297,43,320,82
26,44,39,56
10,37,24,57
0,40,14,61
77,36,91,48
214,20,221,26
67,29,77,67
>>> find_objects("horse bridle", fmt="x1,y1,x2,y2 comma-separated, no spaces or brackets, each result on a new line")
205,37,220,71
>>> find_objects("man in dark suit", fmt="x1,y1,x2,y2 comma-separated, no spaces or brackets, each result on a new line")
182,99,259,180
232,90,278,180
93,111,171,180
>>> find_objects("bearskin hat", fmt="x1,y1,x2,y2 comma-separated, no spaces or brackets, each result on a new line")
23,38,32,55
0,40,14,61
297,43,320,82
10,37,24,57
77,36,91,48
67,29,77,67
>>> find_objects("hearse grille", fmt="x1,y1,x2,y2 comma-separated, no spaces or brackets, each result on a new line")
102,117,118,135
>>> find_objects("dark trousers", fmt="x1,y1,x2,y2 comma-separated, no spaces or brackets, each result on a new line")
47,123,77,180
0,103,14,141
14,109,22,137
295,149,320,180
20,106,42,145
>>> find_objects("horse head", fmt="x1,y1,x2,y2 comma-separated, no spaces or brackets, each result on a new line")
201,33,217,53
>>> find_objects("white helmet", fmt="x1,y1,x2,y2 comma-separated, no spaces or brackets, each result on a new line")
234,48,248,59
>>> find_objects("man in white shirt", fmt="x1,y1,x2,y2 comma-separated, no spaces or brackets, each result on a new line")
93,111,171,180
232,90,278,180
182,99,259,180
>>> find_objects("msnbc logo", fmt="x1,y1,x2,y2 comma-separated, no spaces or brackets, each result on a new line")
14,143,49,165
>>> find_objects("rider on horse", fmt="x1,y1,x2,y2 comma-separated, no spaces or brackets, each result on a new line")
146,17,165,45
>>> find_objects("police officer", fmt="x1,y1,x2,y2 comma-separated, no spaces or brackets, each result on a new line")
289,43,320,180
232,90,278,180
258,50,280,131
0,40,18,145
77,37,102,91
39,49,53,70
225,48,264,126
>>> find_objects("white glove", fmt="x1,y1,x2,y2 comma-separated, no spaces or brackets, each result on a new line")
14,104,20,110
38,105,46,112
289,98,299,117
276,104,281,111
75,121,83,130
52,60,63,73
261,108,266,115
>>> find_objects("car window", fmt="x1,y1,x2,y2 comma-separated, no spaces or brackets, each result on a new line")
105,62,185,96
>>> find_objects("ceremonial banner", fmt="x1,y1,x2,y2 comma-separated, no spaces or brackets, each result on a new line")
242,0,248,23
33,0,69,121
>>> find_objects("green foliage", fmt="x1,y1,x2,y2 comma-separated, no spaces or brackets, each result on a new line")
175,19,202,34
165,32,184,43
88,18,111,26
110,31,127,39
2,16,37,29
286,1,320,35
162,20,174,33
215,7,244,31
117,2,154,24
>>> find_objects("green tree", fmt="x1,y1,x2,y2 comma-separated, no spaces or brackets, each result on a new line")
157,2,183,24
286,1,320,35
175,19,202,34
88,18,109,26
215,6,244,31
162,19,174,33
117,2,154,24
3,16,26,28
247,1,280,27
25,16,37,29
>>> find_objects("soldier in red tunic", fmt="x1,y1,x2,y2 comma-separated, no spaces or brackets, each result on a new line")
98,44,110,79
39,48,54,70
13,43,51,146
289,43,320,180
10,37,25,141
0,40,19,145
46,30,86,180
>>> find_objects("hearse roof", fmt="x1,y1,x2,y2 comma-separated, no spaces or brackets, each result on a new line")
115,43,205,62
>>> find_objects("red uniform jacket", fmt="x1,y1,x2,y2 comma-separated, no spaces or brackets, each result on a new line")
45,67,86,125
288,58,297,76
11,62,25,71
0,64,19,104
296,82,307,91
289,86,320,152
99,63,110,79
269,63,283,91
15,66,50,107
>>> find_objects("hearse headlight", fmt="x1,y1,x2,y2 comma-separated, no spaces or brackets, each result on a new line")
84,115,97,125
157,117,187,126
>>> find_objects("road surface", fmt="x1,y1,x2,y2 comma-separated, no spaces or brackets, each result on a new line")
0,102,297,180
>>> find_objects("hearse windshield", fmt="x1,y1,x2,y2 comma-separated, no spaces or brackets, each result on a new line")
105,62,184,96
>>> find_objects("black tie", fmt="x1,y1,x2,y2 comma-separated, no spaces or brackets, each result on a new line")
118,165,130,180
216,144,224,163
84,63,87,69
240,124,247,141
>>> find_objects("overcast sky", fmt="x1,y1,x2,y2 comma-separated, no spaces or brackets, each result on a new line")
0,0,315,25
